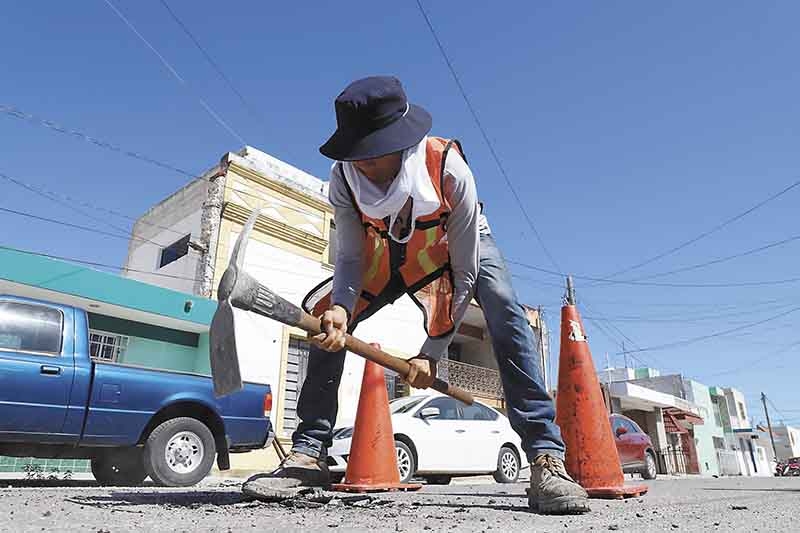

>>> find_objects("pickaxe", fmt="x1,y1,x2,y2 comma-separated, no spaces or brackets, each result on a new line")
209,209,473,405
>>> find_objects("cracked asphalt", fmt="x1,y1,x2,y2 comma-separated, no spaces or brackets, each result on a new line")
0,475,797,532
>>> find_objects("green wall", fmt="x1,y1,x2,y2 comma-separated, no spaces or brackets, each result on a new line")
119,336,200,373
194,333,211,375
686,380,725,476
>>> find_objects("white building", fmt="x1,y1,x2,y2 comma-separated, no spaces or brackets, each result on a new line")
124,145,549,472
772,425,800,461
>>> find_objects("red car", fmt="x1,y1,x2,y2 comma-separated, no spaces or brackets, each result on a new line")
610,414,657,480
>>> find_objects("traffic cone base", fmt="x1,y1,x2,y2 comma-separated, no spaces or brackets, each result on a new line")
586,485,648,499
555,302,649,500
332,482,422,493
332,357,421,493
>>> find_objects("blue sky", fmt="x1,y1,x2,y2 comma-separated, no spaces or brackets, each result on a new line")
2,1,798,420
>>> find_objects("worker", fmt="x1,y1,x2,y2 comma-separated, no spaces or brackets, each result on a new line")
243,76,590,514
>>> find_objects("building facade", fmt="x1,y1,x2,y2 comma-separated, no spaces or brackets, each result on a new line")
772,425,800,461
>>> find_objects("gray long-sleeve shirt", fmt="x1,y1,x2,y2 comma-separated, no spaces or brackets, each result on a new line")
329,146,491,360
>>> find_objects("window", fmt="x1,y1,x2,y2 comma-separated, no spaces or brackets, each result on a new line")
327,221,337,265
461,402,499,421
420,397,460,420
282,337,309,436
622,419,639,434
384,369,408,400
0,301,62,355
159,234,191,268
713,437,726,450
737,402,747,420
712,399,723,426
89,330,129,362
390,396,425,414
447,343,463,363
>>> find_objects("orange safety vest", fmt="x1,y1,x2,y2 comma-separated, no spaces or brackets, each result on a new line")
302,137,465,339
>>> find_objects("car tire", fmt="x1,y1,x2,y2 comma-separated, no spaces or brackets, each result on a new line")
395,440,416,484
91,448,148,486
493,446,520,484
423,475,452,485
143,417,216,487
330,472,345,484
641,450,658,480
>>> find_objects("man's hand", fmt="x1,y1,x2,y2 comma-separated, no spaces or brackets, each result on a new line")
404,355,437,389
309,305,348,352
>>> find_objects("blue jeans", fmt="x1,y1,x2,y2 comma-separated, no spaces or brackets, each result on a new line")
292,233,565,463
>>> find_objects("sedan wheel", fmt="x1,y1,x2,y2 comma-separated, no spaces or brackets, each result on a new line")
395,440,416,483
493,446,520,483
642,451,657,480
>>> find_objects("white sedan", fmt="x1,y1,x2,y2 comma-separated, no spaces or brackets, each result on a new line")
328,395,525,485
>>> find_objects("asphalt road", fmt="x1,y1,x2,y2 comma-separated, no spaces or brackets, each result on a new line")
1,475,797,532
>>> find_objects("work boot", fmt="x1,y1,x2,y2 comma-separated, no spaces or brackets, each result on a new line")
242,451,330,502
528,454,590,515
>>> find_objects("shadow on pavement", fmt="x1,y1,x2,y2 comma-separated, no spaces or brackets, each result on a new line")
2,479,102,488
65,490,247,509
410,501,532,513
703,487,800,493
432,492,527,499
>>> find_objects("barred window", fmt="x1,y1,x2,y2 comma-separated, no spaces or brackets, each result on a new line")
89,330,129,362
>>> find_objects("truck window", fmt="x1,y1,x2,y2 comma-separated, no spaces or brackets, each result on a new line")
0,301,63,356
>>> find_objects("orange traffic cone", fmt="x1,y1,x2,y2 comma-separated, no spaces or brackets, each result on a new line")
332,345,422,493
555,277,648,499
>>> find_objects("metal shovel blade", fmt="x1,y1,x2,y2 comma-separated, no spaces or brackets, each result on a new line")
209,299,242,397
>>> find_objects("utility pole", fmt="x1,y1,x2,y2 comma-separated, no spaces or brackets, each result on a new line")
605,352,614,414
622,341,629,370
761,392,779,463
537,306,549,392
566,275,576,305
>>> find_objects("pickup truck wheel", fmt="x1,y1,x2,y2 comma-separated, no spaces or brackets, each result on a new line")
91,449,147,486
143,417,216,487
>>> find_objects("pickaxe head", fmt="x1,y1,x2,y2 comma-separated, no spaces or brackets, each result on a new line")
209,209,262,397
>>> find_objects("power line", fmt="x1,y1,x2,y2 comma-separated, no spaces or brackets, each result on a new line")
595,176,800,281
102,0,246,146
157,0,270,130
0,205,160,247
628,232,800,282
1,104,196,177
0,244,201,282
702,339,800,379
415,0,562,273
508,258,800,288
766,396,793,425
0,170,191,239
0,171,188,250
2,104,328,222
583,301,799,324
620,306,800,354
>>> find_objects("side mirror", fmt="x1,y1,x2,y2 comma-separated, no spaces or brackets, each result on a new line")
615,426,628,437
420,407,441,419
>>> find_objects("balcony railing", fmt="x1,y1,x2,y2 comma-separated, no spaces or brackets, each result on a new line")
444,359,503,399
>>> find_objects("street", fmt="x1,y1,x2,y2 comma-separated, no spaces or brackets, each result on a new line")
1,476,796,532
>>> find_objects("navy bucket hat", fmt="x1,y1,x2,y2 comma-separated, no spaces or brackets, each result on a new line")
319,76,432,161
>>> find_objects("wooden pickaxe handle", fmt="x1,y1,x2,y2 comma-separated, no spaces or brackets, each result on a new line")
296,313,474,405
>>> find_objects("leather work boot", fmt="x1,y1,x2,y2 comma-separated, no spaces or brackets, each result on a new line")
242,451,330,502
528,454,591,514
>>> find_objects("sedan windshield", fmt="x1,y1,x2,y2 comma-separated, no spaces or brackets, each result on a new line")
390,396,426,414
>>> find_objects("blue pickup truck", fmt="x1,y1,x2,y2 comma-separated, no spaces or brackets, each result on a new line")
0,295,272,486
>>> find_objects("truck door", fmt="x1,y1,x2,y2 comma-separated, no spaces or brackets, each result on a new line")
0,299,76,439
